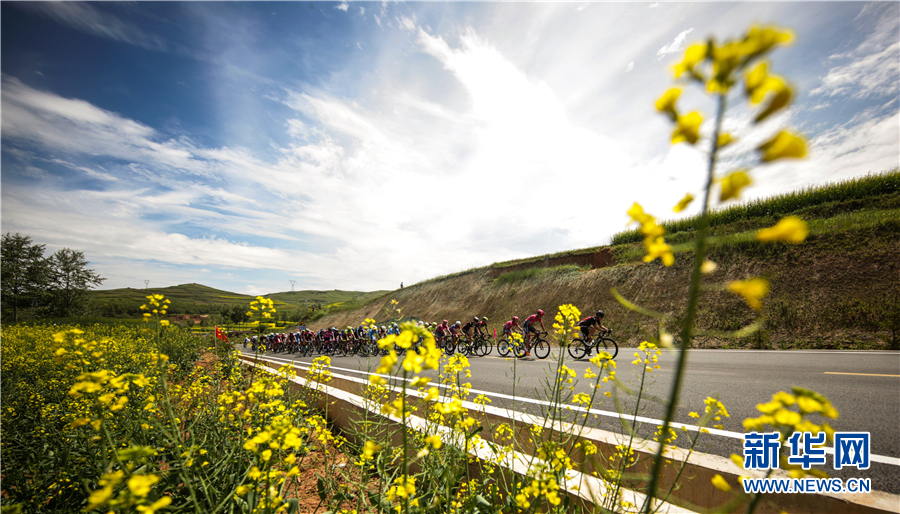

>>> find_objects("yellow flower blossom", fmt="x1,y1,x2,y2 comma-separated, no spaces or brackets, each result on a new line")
719,170,752,202
127,474,160,497
717,133,735,148
711,474,731,492
424,435,443,449
673,43,707,78
655,88,681,120
727,278,769,310
643,237,675,266
756,215,809,243
671,111,703,145
673,192,695,212
758,131,807,162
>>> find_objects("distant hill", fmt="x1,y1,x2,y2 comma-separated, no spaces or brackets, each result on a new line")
88,283,388,319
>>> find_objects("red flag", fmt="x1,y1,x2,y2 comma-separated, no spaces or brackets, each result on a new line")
493,327,497,339
215,326,229,342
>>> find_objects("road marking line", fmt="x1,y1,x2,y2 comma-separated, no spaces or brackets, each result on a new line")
824,372,900,377
240,351,900,467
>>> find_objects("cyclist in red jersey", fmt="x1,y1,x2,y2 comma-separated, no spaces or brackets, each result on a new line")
502,316,521,338
435,320,450,339
522,309,546,355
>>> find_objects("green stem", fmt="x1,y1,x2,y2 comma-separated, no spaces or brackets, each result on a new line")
642,92,727,514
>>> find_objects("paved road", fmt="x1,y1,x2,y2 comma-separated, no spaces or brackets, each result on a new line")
236,345,900,494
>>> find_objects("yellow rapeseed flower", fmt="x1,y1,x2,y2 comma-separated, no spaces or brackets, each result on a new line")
719,170,752,202
127,474,160,497
711,474,731,492
643,237,675,266
673,43,707,78
673,192,695,212
758,131,807,161
756,216,809,243
727,278,769,310
671,111,703,145
627,202,653,226
655,88,681,120
717,133,735,148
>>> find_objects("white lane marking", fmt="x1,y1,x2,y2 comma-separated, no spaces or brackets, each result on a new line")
240,351,900,467
824,372,900,378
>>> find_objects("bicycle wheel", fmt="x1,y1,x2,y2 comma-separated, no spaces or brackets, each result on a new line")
568,338,589,359
533,339,551,359
513,340,527,358
497,339,511,357
595,338,619,360
479,338,492,356
456,339,470,356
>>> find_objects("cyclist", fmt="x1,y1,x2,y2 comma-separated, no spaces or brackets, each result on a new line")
502,316,521,340
522,309,546,356
462,317,478,339
475,317,489,338
449,321,463,343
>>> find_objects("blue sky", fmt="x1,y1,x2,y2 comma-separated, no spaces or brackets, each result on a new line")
2,1,898,295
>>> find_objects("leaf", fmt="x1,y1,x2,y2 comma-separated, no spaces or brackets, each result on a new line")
316,475,327,502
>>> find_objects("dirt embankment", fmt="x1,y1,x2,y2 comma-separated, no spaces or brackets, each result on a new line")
311,228,900,350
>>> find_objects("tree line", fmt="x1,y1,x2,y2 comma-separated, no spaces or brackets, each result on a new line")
1,233,105,322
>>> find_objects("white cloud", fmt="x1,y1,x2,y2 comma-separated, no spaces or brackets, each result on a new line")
49,159,120,182
1,76,210,178
359,6,365,16
811,5,899,100
625,62,634,73
649,3,660,8
11,2,167,51
811,42,899,99
399,16,416,32
656,28,694,60
335,2,349,12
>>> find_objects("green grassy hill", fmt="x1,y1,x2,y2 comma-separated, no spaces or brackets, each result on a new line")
310,170,900,350
88,283,388,321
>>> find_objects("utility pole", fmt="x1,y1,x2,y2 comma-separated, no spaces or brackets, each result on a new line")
144,280,149,289
289,280,296,292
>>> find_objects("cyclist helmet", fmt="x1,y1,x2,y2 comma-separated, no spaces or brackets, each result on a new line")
443,320,448,325
537,309,545,316
596,310,605,318
473,317,479,322
455,321,461,326
512,316,519,322
482,317,488,322
380,326,386,330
